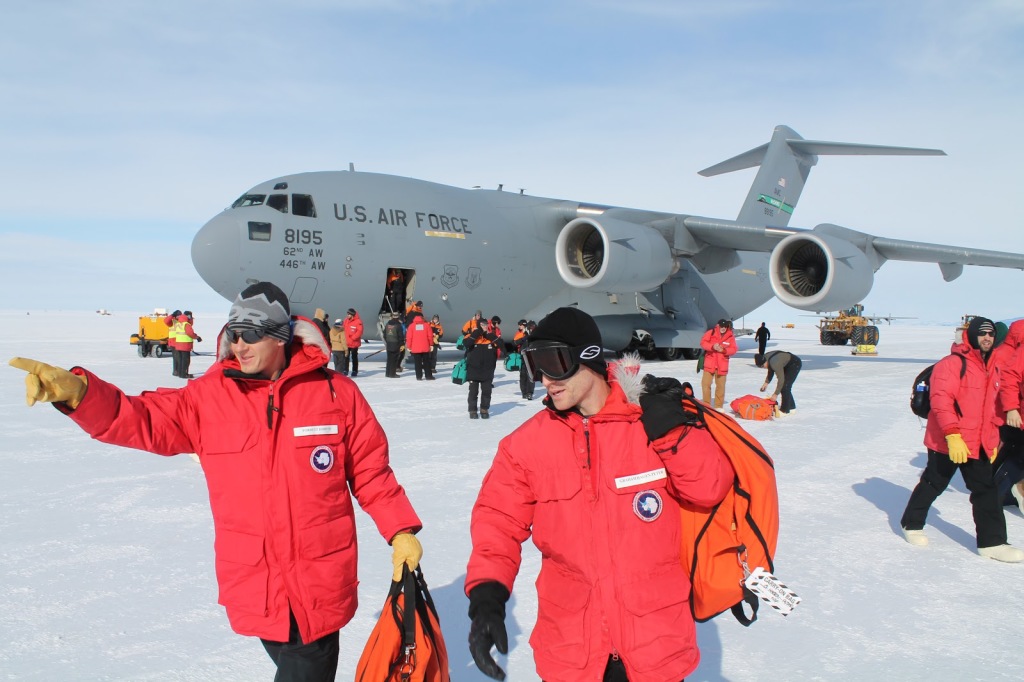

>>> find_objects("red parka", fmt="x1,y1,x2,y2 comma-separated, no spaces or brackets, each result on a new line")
404,314,433,354
345,312,364,349
466,368,733,682
61,318,421,644
699,326,737,375
924,330,1001,458
995,320,1024,425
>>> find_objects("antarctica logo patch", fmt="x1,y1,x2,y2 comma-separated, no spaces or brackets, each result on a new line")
632,490,663,522
310,445,335,474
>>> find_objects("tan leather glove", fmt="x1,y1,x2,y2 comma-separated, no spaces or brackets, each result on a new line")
945,433,971,465
9,357,87,409
391,531,422,581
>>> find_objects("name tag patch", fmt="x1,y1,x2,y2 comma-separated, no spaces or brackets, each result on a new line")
615,467,666,489
294,425,339,437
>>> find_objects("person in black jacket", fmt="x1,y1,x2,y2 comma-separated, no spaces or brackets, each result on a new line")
756,350,801,416
383,312,404,378
755,322,771,356
466,318,499,419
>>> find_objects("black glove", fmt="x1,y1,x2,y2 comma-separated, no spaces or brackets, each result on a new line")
639,375,689,441
468,582,510,681
195,336,203,343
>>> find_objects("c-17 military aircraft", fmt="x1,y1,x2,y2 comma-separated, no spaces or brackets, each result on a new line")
191,124,1024,358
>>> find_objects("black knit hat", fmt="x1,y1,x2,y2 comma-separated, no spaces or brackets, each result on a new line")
967,316,996,350
228,281,292,342
530,307,606,375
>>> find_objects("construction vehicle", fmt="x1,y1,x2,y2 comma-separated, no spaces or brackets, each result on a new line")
130,309,172,358
817,304,881,346
955,314,977,341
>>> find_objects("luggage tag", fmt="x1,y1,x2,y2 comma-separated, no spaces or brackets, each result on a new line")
744,566,801,617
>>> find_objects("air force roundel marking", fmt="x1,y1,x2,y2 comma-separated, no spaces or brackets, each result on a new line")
632,490,663,522
579,345,602,361
310,445,335,473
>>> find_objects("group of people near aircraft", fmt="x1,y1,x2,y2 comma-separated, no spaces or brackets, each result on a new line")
16,281,1024,680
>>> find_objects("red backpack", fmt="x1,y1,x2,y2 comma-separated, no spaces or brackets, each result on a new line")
678,385,780,624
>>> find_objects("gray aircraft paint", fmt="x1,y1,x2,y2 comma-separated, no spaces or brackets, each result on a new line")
191,125,1024,354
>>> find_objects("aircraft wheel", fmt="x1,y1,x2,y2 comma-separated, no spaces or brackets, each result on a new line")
657,347,683,361
639,348,658,361
681,348,700,360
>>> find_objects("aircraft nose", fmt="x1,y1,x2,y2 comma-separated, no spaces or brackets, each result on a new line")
191,212,243,301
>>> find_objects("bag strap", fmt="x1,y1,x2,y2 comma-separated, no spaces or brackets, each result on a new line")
387,565,419,681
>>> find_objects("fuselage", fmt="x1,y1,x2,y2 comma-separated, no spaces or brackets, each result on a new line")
191,170,775,348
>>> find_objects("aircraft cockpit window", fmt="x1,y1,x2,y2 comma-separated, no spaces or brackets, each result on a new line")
232,194,266,208
292,194,316,218
267,194,288,213
248,221,272,241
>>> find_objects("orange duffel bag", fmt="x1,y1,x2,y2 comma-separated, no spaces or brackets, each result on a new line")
730,394,777,420
356,565,450,682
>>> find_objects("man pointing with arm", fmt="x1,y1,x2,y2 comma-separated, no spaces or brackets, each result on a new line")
11,281,423,680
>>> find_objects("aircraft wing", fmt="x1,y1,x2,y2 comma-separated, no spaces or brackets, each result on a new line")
676,216,1024,280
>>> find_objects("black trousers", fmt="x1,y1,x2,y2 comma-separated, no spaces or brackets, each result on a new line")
260,612,339,682
468,380,492,412
412,352,432,379
385,349,400,376
901,448,1007,548
331,351,345,373
179,349,191,377
342,350,359,376
779,357,801,413
170,346,180,376
994,424,1024,505
519,363,534,398
602,655,683,681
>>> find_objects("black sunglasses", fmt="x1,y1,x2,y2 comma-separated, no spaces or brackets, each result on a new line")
226,327,267,344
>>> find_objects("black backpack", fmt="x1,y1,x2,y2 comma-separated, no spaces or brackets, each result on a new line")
910,355,966,418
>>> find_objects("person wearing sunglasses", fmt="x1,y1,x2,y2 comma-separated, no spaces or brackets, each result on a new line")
9,281,425,679
465,307,735,682
900,316,1023,562
699,318,737,410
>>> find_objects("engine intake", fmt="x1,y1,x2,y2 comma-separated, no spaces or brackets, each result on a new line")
769,232,874,311
556,217,675,293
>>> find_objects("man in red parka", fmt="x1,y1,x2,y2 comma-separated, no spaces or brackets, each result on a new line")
342,307,363,377
900,316,1023,562
465,307,734,682
405,311,435,380
699,319,737,409
10,281,424,679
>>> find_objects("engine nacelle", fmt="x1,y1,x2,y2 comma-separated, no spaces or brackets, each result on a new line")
556,217,676,293
769,232,874,311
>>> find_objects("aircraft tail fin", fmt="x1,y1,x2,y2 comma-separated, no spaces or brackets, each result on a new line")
698,125,945,227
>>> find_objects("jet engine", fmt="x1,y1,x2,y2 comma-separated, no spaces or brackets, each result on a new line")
556,217,676,293
769,231,874,311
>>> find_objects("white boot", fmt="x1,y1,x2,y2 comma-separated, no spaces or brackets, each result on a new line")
902,528,929,547
1012,483,1024,515
978,544,1024,563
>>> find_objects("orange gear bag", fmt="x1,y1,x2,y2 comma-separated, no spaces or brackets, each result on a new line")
678,385,780,625
356,565,450,682
729,394,777,420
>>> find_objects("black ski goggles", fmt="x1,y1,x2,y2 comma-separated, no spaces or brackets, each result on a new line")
225,326,268,344
523,341,584,381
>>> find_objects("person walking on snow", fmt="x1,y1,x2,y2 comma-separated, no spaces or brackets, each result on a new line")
899,316,1023,562
465,307,733,681
9,281,425,678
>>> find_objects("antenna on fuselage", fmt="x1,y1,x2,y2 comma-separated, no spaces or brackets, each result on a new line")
348,163,355,172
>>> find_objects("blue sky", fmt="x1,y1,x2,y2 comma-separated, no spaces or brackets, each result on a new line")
2,0,1022,322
